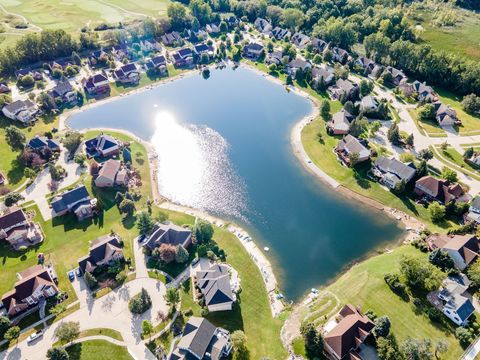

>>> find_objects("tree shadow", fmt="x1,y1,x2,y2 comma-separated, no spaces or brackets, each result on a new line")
65,342,83,360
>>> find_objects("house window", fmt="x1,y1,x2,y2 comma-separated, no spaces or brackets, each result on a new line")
26,297,35,305
45,287,55,297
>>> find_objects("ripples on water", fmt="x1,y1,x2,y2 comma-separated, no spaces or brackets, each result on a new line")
151,112,249,221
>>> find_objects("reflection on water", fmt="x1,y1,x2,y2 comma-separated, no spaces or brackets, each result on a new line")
151,112,248,221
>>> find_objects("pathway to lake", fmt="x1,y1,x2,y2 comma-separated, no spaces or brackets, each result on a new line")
68,66,404,300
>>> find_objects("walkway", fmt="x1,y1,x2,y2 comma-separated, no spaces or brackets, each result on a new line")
460,336,480,360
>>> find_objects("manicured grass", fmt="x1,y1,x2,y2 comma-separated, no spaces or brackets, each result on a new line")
431,146,480,182
327,245,463,360
437,146,479,174
169,209,287,359
66,340,132,360
54,328,123,347
407,108,446,137
292,337,307,357
148,270,167,283
435,88,480,135
301,117,455,232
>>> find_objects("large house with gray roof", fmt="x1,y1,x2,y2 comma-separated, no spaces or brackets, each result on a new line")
271,27,291,40
328,79,358,100
85,134,121,158
51,185,96,220
254,18,272,34
327,110,354,135
335,135,370,166
291,32,311,49
437,275,475,326
2,99,39,123
143,223,192,251
195,264,235,312
372,156,416,190
49,80,77,105
78,235,124,274
0,208,43,250
170,317,232,360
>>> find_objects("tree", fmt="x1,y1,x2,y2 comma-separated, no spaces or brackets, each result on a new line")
54,321,80,344
364,32,391,61
320,101,331,121
387,123,401,145
377,335,400,360
417,160,428,177
369,121,381,137
189,0,212,25
0,316,10,338
400,338,433,360
119,199,135,216
456,327,473,347
349,152,360,168
419,149,433,161
359,80,373,97
84,271,97,290
19,75,35,88
175,244,189,263
399,255,444,292
158,243,176,263
195,220,214,243
467,259,480,287
231,330,249,360
406,134,414,147
167,2,188,30
129,288,152,314
429,202,446,223
349,118,368,137
63,131,83,155
300,322,323,357
374,316,391,338
141,320,153,340
462,94,480,114
164,287,180,309
4,326,20,343
266,5,283,26
47,347,70,360
74,154,86,167
4,192,24,207
49,164,66,181
136,211,154,235
418,104,436,122
434,339,448,359
441,167,458,183
5,126,26,150
38,92,56,112
281,8,304,30
463,147,474,160
428,248,455,271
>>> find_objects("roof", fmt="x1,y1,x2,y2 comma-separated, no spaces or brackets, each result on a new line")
288,59,311,70
360,95,378,109
178,48,193,58
330,110,354,132
336,79,356,93
50,80,74,98
97,159,121,182
78,235,123,273
0,209,27,231
443,235,479,267
51,185,90,213
144,223,192,251
3,99,37,114
324,305,374,360
194,43,211,53
176,317,218,358
150,55,166,67
244,42,263,52
28,136,60,150
196,264,234,307
415,176,463,203
337,135,369,158
121,63,137,74
374,156,416,182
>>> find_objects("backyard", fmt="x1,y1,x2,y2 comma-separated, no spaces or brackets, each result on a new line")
66,340,132,360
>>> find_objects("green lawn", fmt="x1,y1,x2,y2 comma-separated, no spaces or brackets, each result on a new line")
407,108,446,137
301,117,455,232
326,245,463,360
171,210,287,359
436,146,479,174
435,88,480,135
54,328,123,346
66,340,132,360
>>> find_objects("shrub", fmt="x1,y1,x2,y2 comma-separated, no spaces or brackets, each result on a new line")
129,288,152,314
427,307,443,323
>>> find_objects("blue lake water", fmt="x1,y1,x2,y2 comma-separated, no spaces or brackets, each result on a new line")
68,66,404,300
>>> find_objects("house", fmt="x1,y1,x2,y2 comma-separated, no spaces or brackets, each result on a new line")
0,208,43,250
15,69,43,81
370,64,384,79
2,99,39,123
143,222,192,251
78,235,124,274
84,133,121,158
434,102,459,126
172,48,194,67
354,57,376,74
357,95,378,113
414,176,464,204
194,43,214,59
83,73,110,95
427,234,479,270
271,27,291,41
145,55,168,76
110,45,128,60
113,63,140,84
49,80,77,105
1,265,58,318
87,49,108,67
195,264,235,312
331,47,350,64
312,65,335,87
49,59,74,71
225,15,239,28
335,135,370,166
27,135,61,153
291,32,310,49
140,39,161,53
265,51,283,65
170,317,233,360
384,66,407,85
206,23,221,34
161,31,182,46
327,110,355,135
437,275,475,326
51,185,96,221
254,18,272,34
466,197,480,224
0,82,10,93
311,38,328,53
328,79,358,100
94,159,129,188
287,59,312,78
372,156,416,190
323,304,374,360
243,43,264,60
412,81,437,102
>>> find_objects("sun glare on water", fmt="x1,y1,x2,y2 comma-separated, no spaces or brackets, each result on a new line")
151,112,248,220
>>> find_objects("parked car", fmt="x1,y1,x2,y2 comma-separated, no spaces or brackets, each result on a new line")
27,330,43,343
68,270,75,281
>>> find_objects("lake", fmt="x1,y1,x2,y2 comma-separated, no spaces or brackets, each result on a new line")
68,66,404,300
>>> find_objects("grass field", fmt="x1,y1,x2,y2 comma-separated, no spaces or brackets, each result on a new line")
435,88,480,135
0,0,170,49
436,146,479,174
326,245,463,360
413,8,480,62
66,340,132,360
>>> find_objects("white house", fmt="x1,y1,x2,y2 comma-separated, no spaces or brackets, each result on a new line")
2,99,38,123
438,275,475,326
